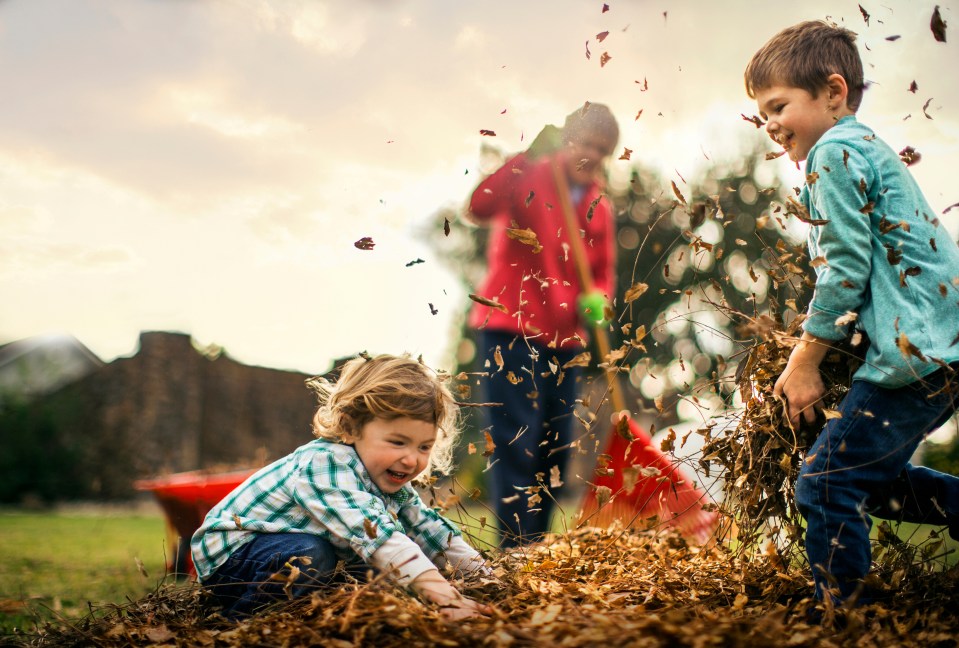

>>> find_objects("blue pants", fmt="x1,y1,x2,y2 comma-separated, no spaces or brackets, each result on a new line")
796,364,959,602
477,330,582,546
202,533,355,618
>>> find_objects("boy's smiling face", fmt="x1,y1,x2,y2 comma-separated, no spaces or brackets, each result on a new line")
346,417,436,494
755,80,852,163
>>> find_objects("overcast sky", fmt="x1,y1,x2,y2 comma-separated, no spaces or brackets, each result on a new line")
1,0,956,375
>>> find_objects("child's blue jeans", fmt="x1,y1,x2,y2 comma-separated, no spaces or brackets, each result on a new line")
202,532,353,618
796,363,959,603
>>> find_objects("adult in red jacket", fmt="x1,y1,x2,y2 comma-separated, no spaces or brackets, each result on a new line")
467,104,619,546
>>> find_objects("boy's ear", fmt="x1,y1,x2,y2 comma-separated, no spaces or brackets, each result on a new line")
825,73,849,107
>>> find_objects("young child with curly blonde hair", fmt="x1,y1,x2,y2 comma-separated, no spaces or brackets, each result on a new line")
192,354,491,619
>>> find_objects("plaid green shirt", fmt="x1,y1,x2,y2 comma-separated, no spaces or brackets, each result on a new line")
190,439,462,581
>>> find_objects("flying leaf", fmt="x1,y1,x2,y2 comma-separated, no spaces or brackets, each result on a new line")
784,196,829,225
602,3,609,13
563,352,592,369
810,256,828,268
859,4,870,24
444,218,451,236
595,485,612,509
635,108,644,120
931,5,947,42
897,332,928,361
619,147,632,160
600,52,612,67
525,190,535,207
835,311,858,326
886,34,901,41
624,281,649,303
363,518,378,539
550,465,564,488
636,77,649,91
765,150,786,160
468,293,509,313
483,430,496,457
428,303,438,315
899,146,922,166
922,98,934,119
909,80,919,93
354,237,375,250
671,181,687,205
479,129,497,136
586,195,602,222
405,258,425,267
742,114,765,128
506,226,543,253
596,30,609,42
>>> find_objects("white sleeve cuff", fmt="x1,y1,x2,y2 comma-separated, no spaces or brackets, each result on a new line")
435,536,492,577
370,533,437,586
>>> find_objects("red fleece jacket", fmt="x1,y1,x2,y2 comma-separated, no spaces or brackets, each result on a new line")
467,152,615,350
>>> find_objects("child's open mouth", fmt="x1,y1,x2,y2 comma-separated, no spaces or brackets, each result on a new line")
386,469,409,483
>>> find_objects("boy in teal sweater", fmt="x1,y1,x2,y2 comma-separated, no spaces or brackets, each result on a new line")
745,20,959,606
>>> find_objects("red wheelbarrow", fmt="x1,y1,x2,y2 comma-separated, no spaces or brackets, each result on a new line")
135,468,257,577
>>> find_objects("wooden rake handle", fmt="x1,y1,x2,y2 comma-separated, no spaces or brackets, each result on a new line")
550,158,626,414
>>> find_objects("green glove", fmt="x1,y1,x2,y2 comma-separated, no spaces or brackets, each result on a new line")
578,291,609,326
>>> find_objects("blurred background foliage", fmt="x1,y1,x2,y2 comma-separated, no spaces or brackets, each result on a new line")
427,140,811,426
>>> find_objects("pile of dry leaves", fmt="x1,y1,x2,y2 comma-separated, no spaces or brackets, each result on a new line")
699,314,869,557
11,524,959,648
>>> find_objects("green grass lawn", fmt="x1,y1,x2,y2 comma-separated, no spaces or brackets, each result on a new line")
0,507,171,636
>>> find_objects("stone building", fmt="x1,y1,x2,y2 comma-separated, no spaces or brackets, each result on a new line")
0,331,328,501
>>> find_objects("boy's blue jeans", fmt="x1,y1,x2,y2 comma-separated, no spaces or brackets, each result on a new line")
477,330,582,547
202,533,357,618
796,363,959,603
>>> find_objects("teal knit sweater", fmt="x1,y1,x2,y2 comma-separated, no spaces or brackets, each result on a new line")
801,115,959,387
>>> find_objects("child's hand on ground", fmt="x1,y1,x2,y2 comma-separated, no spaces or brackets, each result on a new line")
412,570,493,620
439,594,494,621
